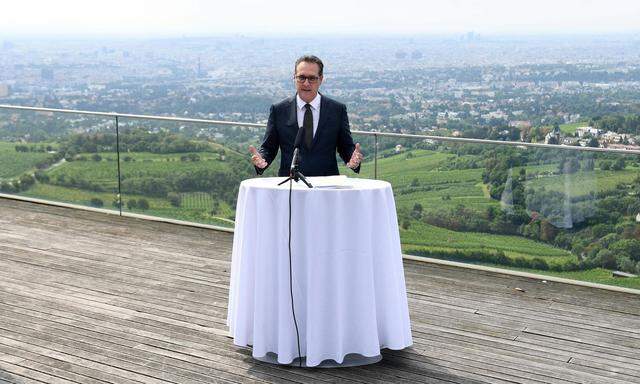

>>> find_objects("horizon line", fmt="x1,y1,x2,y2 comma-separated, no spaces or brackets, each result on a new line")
2,31,640,41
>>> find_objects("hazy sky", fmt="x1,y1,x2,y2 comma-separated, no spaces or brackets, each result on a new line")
1,0,639,37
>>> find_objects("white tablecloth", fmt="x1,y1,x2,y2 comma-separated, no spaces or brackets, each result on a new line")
227,177,412,366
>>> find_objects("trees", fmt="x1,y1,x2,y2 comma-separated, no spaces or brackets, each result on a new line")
210,200,220,215
0,181,16,193
612,158,626,171
410,203,423,220
583,157,595,171
34,171,50,183
167,192,181,207
594,249,617,269
610,239,640,262
539,220,558,242
126,198,150,211
89,198,104,207
137,199,150,211
18,174,35,191
126,199,137,210
558,156,580,174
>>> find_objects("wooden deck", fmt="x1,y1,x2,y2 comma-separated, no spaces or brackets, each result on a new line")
1,197,639,384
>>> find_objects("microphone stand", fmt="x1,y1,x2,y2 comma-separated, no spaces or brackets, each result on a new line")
278,147,313,188
277,145,310,367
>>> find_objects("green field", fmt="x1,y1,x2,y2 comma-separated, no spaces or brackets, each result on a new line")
401,221,573,262
559,121,590,135
0,142,56,179
525,168,639,196
356,150,639,215
4,147,243,228
47,151,232,190
353,150,604,272
356,150,495,213
18,183,235,227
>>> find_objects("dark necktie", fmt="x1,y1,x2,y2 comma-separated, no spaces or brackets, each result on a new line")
303,103,313,149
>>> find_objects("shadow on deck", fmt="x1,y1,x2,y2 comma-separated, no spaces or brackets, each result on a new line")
0,198,639,384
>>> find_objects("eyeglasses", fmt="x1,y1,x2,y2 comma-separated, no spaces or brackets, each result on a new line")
294,75,320,84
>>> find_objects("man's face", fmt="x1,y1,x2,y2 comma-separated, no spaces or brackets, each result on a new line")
294,61,323,103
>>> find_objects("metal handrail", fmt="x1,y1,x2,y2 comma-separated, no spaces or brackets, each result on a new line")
0,104,265,127
1,103,640,155
351,131,640,155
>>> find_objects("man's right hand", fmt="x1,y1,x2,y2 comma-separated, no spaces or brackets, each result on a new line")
249,145,268,169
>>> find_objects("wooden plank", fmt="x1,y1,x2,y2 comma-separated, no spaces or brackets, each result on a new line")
0,299,356,384
380,351,547,384
411,321,640,375
516,330,640,361
0,359,78,384
0,266,228,327
0,251,231,310
407,281,640,333
0,343,122,384
407,331,639,384
0,246,230,292
0,297,466,384
404,261,640,316
0,254,232,310
0,278,230,336
522,326,640,353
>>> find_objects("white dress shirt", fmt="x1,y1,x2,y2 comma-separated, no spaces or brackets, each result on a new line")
296,93,321,138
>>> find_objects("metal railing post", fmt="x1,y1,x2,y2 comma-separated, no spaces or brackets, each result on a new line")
115,115,123,216
374,133,378,180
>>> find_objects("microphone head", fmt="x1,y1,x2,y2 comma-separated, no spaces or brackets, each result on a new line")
290,147,300,172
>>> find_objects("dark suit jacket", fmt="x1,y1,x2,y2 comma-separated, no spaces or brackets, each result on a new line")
257,94,360,177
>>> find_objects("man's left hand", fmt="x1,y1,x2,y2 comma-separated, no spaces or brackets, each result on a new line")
347,143,363,169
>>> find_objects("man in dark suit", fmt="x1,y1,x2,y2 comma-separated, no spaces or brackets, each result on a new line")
249,55,363,176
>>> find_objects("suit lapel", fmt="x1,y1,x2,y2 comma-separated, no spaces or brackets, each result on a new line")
312,95,329,150
285,97,300,147
286,96,297,127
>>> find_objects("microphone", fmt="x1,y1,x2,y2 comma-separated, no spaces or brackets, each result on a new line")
290,126,305,174
290,148,299,175
278,124,312,188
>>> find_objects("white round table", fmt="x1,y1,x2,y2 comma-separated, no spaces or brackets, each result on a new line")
227,177,413,367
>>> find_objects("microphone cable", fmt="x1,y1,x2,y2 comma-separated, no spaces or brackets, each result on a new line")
288,178,303,367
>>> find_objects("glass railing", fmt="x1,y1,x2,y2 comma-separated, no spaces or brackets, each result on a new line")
1,104,639,290
114,116,257,227
0,108,120,212
355,134,640,290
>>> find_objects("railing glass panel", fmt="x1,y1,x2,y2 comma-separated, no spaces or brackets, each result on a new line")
0,109,119,211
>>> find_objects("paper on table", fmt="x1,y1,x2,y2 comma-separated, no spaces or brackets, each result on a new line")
307,175,352,188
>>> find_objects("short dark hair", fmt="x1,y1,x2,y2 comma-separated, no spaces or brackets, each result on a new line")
294,55,323,77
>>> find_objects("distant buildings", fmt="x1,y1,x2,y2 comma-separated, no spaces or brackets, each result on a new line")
509,120,532,129
545,126,561,144
482,110,508,121
541,124,639,149
575,126,602,138
601,131,631,144
561,137,577,145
